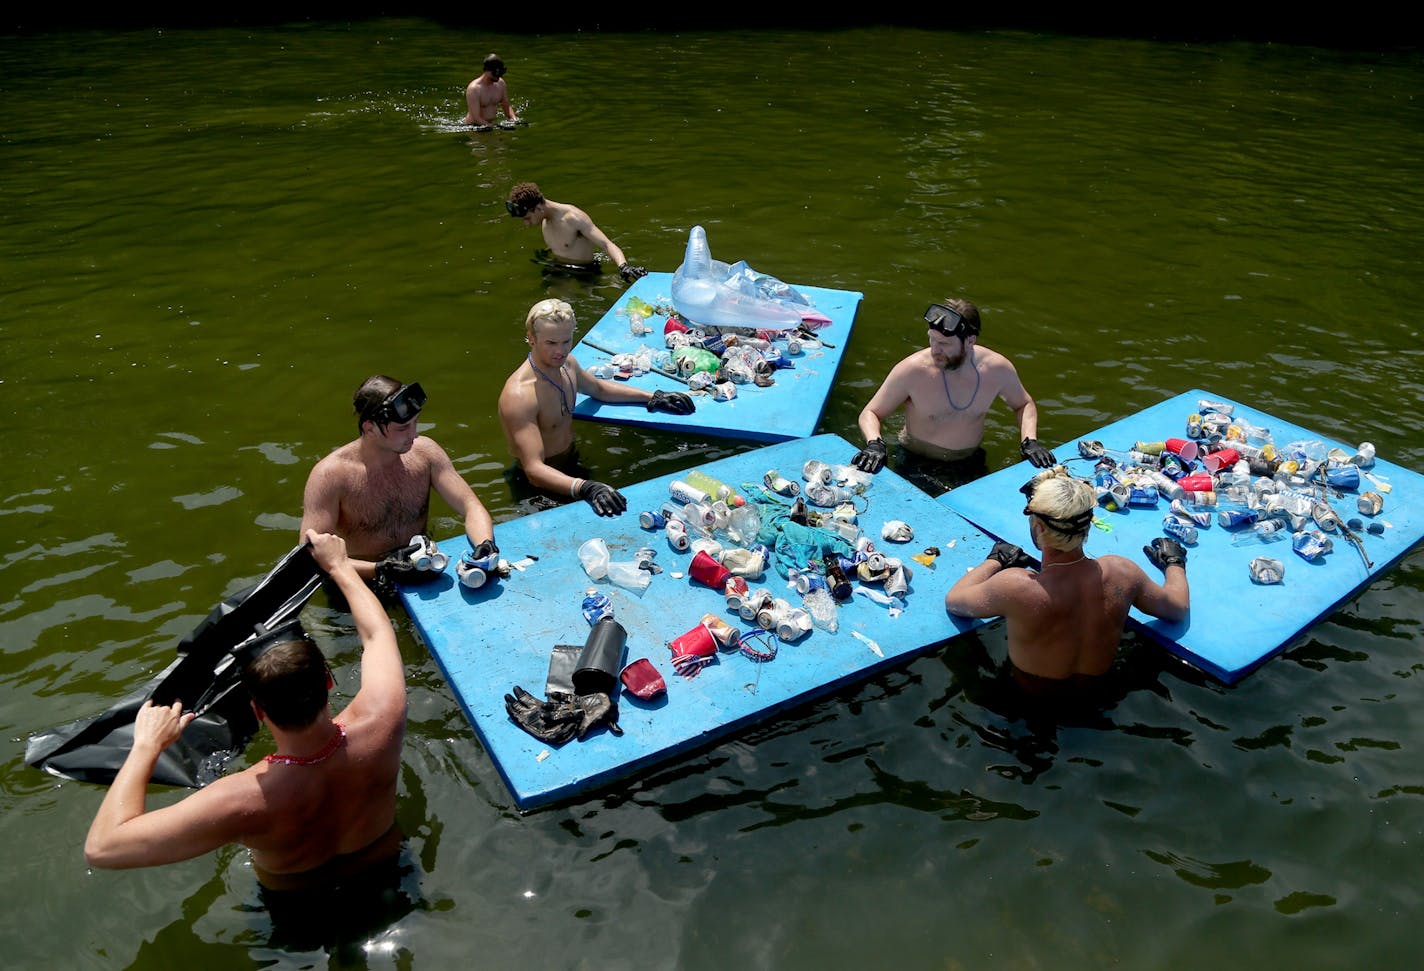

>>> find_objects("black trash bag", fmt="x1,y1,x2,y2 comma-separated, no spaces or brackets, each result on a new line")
24,542,322,788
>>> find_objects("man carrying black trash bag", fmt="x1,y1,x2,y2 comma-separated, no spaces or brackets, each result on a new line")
945,468,1189,698
85,530,409,894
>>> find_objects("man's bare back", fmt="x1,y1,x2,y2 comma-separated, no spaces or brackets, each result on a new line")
996,555,1147,679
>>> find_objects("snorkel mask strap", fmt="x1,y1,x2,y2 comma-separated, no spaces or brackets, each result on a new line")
1019,467,1095,535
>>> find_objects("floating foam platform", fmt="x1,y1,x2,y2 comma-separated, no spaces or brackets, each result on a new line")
403,433,991,810
570,273,862,442
937,389,1424,683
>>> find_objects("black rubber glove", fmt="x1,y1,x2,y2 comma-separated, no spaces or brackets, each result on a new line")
618,262,648,282
573,692,623,738
987,540,1037,570
504,687,582,745
647,390,695,415
578,479,628,517
1144,537,1188,570
1021,437,1057,469
851,438,887,474
372,541,422,599
472,538,499,560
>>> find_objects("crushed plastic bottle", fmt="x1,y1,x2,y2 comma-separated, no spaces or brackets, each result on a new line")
802,587,839,633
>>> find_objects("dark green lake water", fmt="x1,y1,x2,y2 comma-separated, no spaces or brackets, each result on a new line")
4,20,1423,969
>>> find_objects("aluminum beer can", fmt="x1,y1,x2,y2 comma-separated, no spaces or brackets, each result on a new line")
1218,508,1259,528
1161,516,1198,545
639,510,667,531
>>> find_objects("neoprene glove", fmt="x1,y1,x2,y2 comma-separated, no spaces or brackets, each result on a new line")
578,479,628,517
987,540,1037,570
1020,437,1057,469
618,262,649,282
851,438,888,474
1144,537,1188,570
472,538,499,560
504,687,582,745
573,692,623,738
647,390,695,415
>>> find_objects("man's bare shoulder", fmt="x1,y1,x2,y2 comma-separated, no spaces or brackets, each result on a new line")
888,347,935,377
306,440,363,481
498,364,536,408
408,434,451,466
1095,553,1148,583
971,343,1019,372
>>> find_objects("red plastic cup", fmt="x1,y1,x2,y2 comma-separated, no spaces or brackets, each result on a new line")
1202,448,1240,473
1177,472,1214,493
688,549,732,590
668,623,716,659
620,658,667,700
1164,438,1200,462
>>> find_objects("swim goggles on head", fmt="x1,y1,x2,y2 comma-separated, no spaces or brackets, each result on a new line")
366,382,426,426
1019,467,1094,533
925,303,978,340
505,197,540,218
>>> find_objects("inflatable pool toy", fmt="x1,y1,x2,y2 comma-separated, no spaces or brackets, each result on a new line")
671,226,805,329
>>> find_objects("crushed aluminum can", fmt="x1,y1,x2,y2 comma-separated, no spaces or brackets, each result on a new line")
1292,529,1333,562
1249,556,1285,584
712,381,738,401
1357,491,1384,516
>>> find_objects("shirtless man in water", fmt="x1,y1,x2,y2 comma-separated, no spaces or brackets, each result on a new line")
850,298,1057,488
86,529,408,891
300,376,496,580
505,182,648,282
463,53,517,126
945,469,1189,697
497,298,694,517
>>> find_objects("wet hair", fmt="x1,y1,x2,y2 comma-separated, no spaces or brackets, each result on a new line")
240,638,330,730
1025,475,1095,552
525,297,577,337
353,374,402,434
943,297,982,339
483,53,506,76
507,182,543,212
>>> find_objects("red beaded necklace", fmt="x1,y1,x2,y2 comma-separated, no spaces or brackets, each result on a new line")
265,724,346,766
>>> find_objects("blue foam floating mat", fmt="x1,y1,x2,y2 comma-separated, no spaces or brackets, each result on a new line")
403,433,993,810
937,389,1424,683
570,273,862,442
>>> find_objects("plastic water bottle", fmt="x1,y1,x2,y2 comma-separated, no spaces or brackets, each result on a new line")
1232,520,1287,546
685,470,744,507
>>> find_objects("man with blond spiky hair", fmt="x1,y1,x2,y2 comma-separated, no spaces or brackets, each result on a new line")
945,468,1189,697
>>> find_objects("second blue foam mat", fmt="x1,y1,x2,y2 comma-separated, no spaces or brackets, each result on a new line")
403,433,993,810
570,273,862,442
938,388,1424,683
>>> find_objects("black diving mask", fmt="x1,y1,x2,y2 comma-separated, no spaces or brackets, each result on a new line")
366,382,426,426
925,303,978,340
506,197,539,218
